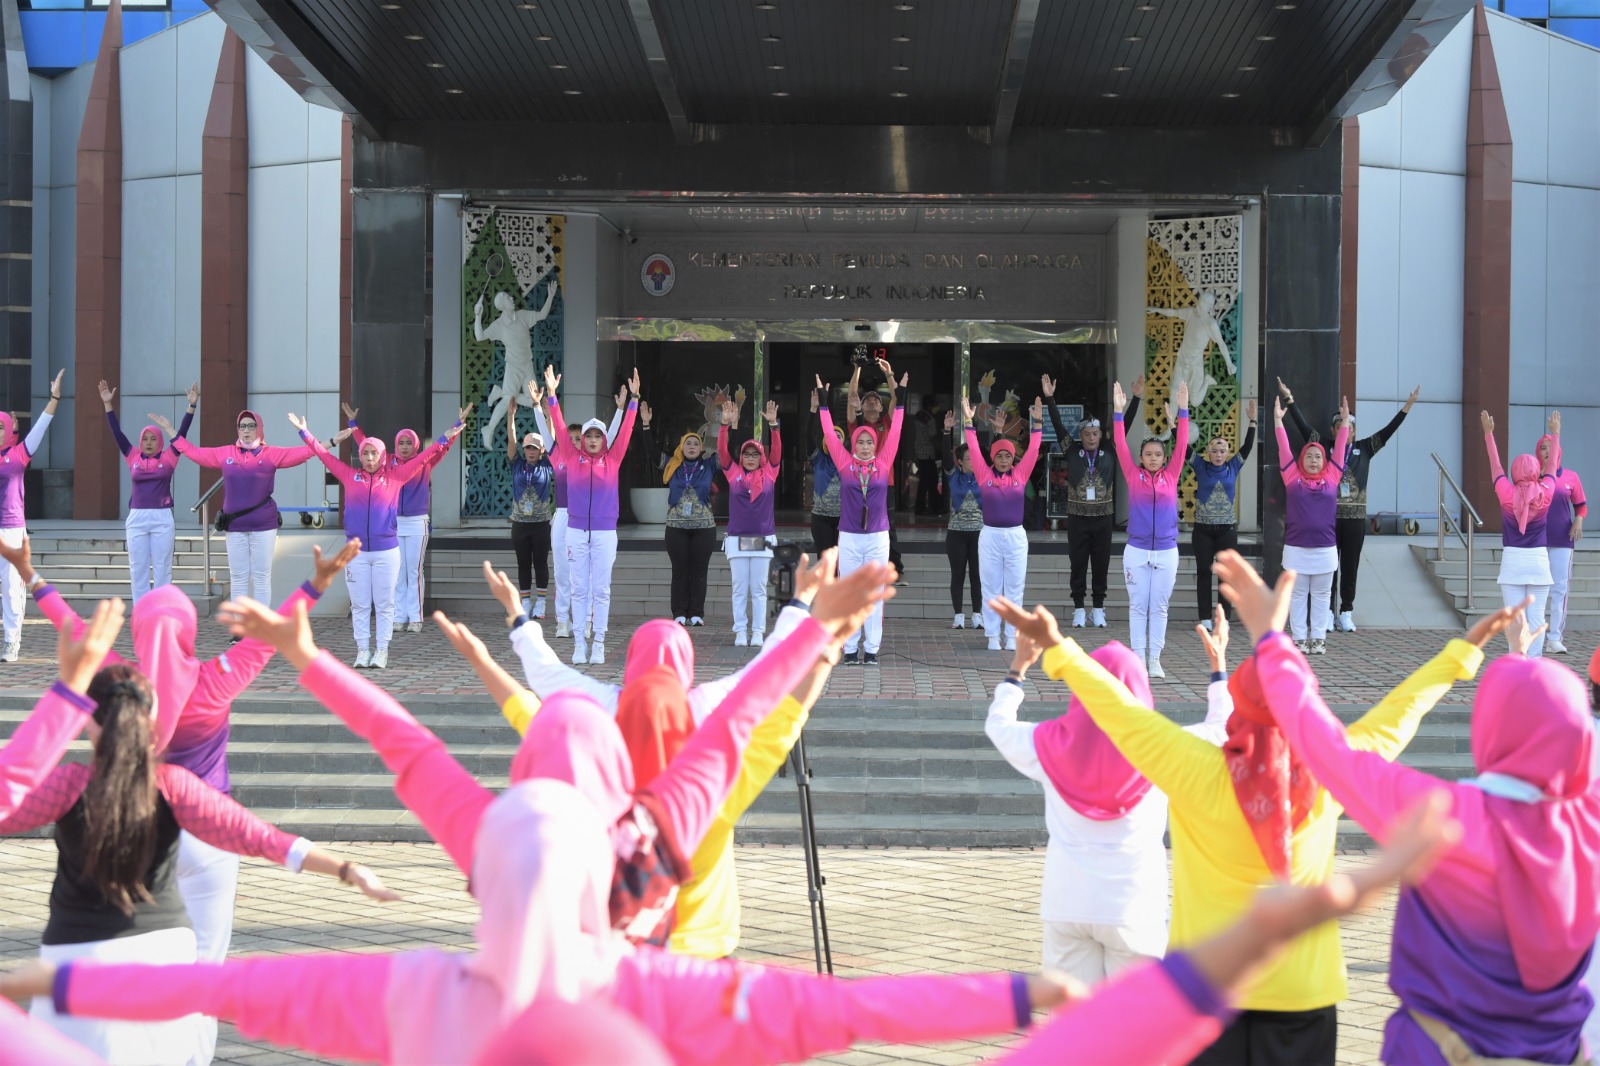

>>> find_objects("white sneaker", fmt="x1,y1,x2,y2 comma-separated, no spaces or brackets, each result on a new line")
3,640,20,663
751,631,765,647
353,648,371,669
734,631,749,648
556,621,571,639
1338,611,1356,633
590,642,606,665
1091,608,1107,628
1547,638,1569,655
675,616,688,626
410,621,425,634
1004,637,1017,652
532,599,546,619
371,647,389,670
1310,639,1327,655
572,641,588,665
1295,640,1310,654
1200,618,1214,633
953,613,965,629
689,617,705,627
969,614,983,630
1147,657,1166,679
1072,608,1087,629
520,597,532,616
988,639,1002,652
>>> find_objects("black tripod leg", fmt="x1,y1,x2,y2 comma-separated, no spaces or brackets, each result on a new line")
790,732,833,974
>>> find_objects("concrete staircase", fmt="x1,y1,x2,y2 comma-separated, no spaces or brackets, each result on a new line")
0,690,1471,849
23,531,222,613
1413,541,1600,627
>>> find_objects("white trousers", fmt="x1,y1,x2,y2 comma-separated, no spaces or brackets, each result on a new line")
1123,546,1179,662
347,546,401,650
1042,919,1168,986
1289,570,1336,642
1548,546,1574,644
1501,582,1552,658
126,508,176,604
726,536,772,637
0,526,25,643
979,525,1029,643
33,927,199,1065
568,528,618,640
176,831,241,1066
838,530,890,654
224,528,274,605
552,508,571,627
394,514,429,623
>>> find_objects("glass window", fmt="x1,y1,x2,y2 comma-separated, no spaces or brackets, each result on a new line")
21,1,171,8
1549,16,1600,42
1551,0,1600,14
1501,0,1550,16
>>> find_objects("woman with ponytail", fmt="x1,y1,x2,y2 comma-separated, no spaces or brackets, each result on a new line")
0,653,398,1064
719,399,782,646
1483,409,1560,657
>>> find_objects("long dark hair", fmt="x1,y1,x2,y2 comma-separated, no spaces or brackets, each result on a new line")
82,664,159,916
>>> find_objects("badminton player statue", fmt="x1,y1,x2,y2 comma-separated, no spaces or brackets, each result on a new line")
474,280,559,451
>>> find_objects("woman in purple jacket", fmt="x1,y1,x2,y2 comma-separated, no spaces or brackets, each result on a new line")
159,408,316,611
1483,409,1560,657
99,380,197,603
288,413,459,669
718,399,782,646
962,394,1043,653
1273,394,1351,656
1112,380,1190,678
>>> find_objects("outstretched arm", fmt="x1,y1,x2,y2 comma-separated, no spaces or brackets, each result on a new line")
104,409,133,457
507,620,619,712
0,684,94,818
816,404,852,470
1275,422,1301,487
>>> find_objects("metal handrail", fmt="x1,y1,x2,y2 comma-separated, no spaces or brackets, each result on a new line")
190,479,226,598
1432,452,1484,610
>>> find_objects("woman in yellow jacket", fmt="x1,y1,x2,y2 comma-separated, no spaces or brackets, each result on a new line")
992,595,1495,1066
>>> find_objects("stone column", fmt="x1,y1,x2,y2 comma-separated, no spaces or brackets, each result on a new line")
199,30,248,500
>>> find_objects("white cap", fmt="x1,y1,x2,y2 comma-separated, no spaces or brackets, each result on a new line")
580,418,607,436
522,432,544,449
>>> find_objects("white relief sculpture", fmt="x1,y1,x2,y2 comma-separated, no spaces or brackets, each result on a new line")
1148,290,1235,411
474,281,559,451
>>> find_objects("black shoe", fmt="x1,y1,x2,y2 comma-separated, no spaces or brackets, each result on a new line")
843,649,863,666
863,652,879,665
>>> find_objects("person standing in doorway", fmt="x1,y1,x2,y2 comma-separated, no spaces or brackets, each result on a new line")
1042,374,1115,630
1112,380,1189,679
942,409,983,630
849,361,910,581
1280,378,1419,632
719,400,781,646
1483,408,1559,658
910,394,942,516
544,364,639,666
100,380,197,604
507,395,554,620
807,383,843,556
640,402,717,628
1536,415,1586,655
964,393,1044,652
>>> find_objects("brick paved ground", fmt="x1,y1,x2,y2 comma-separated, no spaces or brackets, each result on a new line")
0,607,1591,708
0,840,1399,1065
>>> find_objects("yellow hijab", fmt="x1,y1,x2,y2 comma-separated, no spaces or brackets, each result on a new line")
661,432,703,486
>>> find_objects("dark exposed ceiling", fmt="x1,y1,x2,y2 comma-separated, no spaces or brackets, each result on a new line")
208,0,1470,144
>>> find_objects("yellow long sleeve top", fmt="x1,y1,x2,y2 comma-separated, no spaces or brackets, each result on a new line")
499,689,809,959
1041,636,1482,1012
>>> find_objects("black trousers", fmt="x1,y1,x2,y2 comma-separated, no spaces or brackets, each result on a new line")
810,512,840,555
1192,521,1239,621
888,519,904,580
664,525,718,620
945,528,981,614
914,459,943,514
1067,513,1113,608
511,520,551,595
1190,1006,1337,1066
1335,516,1366,613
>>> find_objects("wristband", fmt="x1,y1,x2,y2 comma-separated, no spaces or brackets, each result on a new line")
338,861,354,885
26,574,44,592
508,611,529,631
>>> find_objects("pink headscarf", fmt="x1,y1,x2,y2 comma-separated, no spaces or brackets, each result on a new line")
850,425,878,453
734,439,770,500
1297,440,1328,480
129,585,201,754
1031,642,1155,820
236,409,264,449
1470,655,1600,992
126,425,169,472
989,438,1017,464
393,428,420,456
388,779,624,1063
510,691,636,827
1509,453,1547,534
358,437,387,468
0,411,16,449
623,619,696,690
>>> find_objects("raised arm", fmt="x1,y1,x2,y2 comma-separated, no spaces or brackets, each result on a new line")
169,437,232,468
53,955,395,1064
1342,636,1481,760
1483,416,1507,483
984,680,1047,785
1275,421,1301,487
104,409,133,457
1112,412,1137,479
1237,419,1256,463
878,402,906,468
1013,400,1044,481
296,427,353,482
766,421,782,469
545,391,580,467
1364,405,1409,456
1169,406,1190,474
816,402,852,470
507,402,520,462
1284,398,1314,449
0,683,94,818
1325,419,1352,486
717,419,734,472
508,620,619,712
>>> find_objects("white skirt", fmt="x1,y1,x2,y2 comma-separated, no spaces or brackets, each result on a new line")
1282,543,1338,575
1497,545,1553,586
32,926,199,1065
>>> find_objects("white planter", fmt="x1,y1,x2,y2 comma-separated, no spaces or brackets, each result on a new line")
631,487,670,525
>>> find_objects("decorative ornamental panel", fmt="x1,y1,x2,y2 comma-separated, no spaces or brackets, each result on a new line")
460,208,564,517
1144,216,1244,522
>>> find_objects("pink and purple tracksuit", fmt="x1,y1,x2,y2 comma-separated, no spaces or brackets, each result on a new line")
300,431,446,552
107,410,193,510
718,424,782,538
170,411,315,532
1114,411,1190,551
545,397,636,533
817,407,903,535
1276,423,1351,550
350,424,453,518
964,426,1043,529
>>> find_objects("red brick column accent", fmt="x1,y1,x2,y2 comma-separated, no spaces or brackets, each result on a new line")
1340,117,1360,406
1463,3,1513,534
199,30,249,496
72,0,122,518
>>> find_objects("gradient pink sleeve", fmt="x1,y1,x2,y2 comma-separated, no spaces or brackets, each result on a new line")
1253,632,1487,855
1172,411,1190,474
261,442,316,469
392,436,446,485
157,765,296,863
766,425,782,469
60,955,393,1064
1015,425,1044,481
0,683,94,819
1276,423,1301,486
169,438,231,468
878,405,905,468
299,650,494,873
717,422,734,473
0,756,89,833
184,583,321,735
610,400,638,464
32,588,129,672
1485,431,1508,490
1002,954,1229,1066
643,617,831,856
615,950,1025,1065
1114,413,1136,478
0,999,101,1066
817,408,851,470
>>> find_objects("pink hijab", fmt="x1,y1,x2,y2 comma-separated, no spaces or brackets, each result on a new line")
393,428,420,455
1470,655,1600,992
1031,642,1155,820
0,411,16,449
126,424,169,472
1297,440,1328,481
388,779,624,1063
236,409,265,450
624,619,697,690
1508,453,1548,534
732,439,771,500
129,585,201,754
510,691,636,828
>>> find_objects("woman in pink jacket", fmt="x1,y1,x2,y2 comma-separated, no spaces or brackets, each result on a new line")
1112,380,1190,677
154,408,316,610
